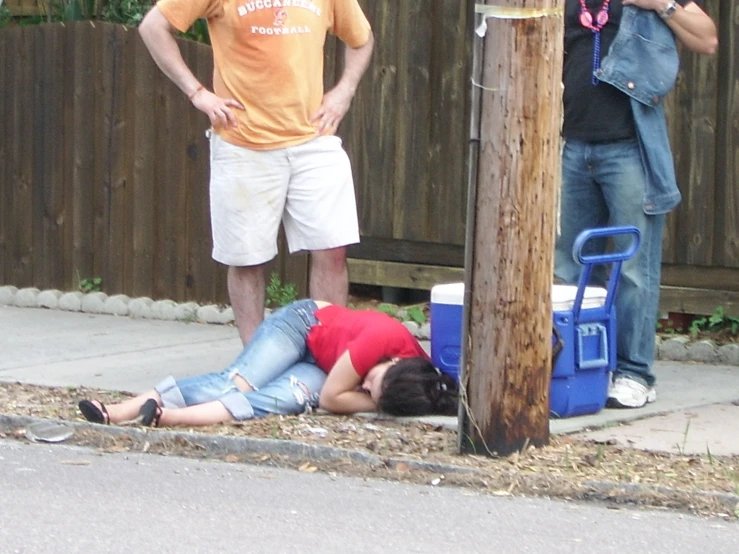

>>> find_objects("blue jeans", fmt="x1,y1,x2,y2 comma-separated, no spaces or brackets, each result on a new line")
554,139,664,387
155,299,327,419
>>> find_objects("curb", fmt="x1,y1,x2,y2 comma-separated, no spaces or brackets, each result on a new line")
2,285,738,365
0,414,487,477
2,414,737,517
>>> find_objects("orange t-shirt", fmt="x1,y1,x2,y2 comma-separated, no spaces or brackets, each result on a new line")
156,0,371,150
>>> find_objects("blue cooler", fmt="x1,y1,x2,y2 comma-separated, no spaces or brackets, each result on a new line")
430,226,640,418
549,284,612,417
430,283,464,381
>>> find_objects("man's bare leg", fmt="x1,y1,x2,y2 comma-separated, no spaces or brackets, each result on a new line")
228,264,267,345
310,247,349,305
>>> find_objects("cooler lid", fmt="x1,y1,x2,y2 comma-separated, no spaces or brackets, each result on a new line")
552,284,607,311
431,282,607,310
431,282,464,305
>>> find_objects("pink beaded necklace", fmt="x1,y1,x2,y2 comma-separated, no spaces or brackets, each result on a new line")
578,0,611,85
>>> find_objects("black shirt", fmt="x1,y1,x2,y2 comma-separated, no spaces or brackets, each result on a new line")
563,0,635,142
562,0,695,142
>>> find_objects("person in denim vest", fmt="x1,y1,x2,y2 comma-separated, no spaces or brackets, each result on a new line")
555,0,717,407
78,299,458,427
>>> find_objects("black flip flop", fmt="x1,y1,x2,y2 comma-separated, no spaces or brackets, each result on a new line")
78,400,110,425
138,398,162,427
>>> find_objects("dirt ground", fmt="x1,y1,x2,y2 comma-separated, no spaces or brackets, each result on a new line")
2,382,738,520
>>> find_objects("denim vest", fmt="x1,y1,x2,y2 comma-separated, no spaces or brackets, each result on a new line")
595,6,681,214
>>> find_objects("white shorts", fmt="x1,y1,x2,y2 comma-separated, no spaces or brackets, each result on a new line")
209,133,360,266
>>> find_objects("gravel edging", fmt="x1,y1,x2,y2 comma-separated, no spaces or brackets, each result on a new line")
2,284,737,365
2,413,738,517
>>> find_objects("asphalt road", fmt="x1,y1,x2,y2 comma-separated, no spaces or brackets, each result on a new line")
1,440,738,553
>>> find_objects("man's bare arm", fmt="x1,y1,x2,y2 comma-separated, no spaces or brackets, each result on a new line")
139,8,244,128
621,0,717,54
311,31,375,135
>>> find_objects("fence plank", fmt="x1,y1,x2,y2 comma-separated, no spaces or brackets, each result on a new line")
392,0,432,241
131,31,157,299
0,25,7,283
8,27,35,285
343,0,399,241
32,24,67,289
97,24,130,294
660,285,739,318
662,264,739,292
348,258,463,290
423,0,470,245
119,25,138,296
90,22,109,289
61,23,76,291
153,40,190,301
181,40,220,303
70,22,98,289
715,0,739,267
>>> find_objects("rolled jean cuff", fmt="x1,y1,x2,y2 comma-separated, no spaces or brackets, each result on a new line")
614,370,651,388
219,391,255,420
155,376,187,409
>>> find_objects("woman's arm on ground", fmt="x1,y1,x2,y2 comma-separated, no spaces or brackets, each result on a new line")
319,351,377,414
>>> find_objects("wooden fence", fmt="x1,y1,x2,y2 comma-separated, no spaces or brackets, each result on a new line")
660,0,739,315
1,0,738,315
1,22,245,304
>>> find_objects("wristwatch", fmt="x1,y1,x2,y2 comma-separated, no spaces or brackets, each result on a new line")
659,0,678,20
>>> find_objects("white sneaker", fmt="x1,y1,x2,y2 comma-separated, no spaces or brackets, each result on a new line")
606,376,656,409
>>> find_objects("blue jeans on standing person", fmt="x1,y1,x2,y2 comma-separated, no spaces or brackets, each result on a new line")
155,299,327,420
554,139,664,388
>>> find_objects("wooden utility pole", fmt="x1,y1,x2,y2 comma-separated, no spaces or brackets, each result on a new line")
458,0,564,456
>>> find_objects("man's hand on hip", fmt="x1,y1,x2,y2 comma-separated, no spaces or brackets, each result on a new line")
311,83,354,135
191,89,245,129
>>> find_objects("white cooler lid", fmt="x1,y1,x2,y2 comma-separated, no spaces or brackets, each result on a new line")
552,284,607,311
431,282,607,310
431,282,464,305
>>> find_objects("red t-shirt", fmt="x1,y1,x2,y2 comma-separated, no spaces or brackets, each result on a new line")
306,305,429,377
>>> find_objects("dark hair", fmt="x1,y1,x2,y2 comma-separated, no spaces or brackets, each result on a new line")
377,357,459,417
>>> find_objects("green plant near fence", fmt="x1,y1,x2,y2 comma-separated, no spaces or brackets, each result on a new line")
265,272,298,310
4,0,209,43
78,276,103,293
0,5,13,27
102,0,152,25
377,303,427,325
690,306,739,337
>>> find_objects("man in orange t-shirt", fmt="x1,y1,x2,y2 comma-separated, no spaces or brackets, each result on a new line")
139,0,374,345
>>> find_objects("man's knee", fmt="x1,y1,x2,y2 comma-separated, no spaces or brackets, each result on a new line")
311,247,347,271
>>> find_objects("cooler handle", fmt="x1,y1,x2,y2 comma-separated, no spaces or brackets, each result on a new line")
577,323,609,370
571,226,641,319
572,226,641,266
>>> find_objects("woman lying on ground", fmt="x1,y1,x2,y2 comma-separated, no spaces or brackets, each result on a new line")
78,299,458,427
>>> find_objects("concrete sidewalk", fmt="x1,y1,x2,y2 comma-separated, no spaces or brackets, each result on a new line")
2,305,739,456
